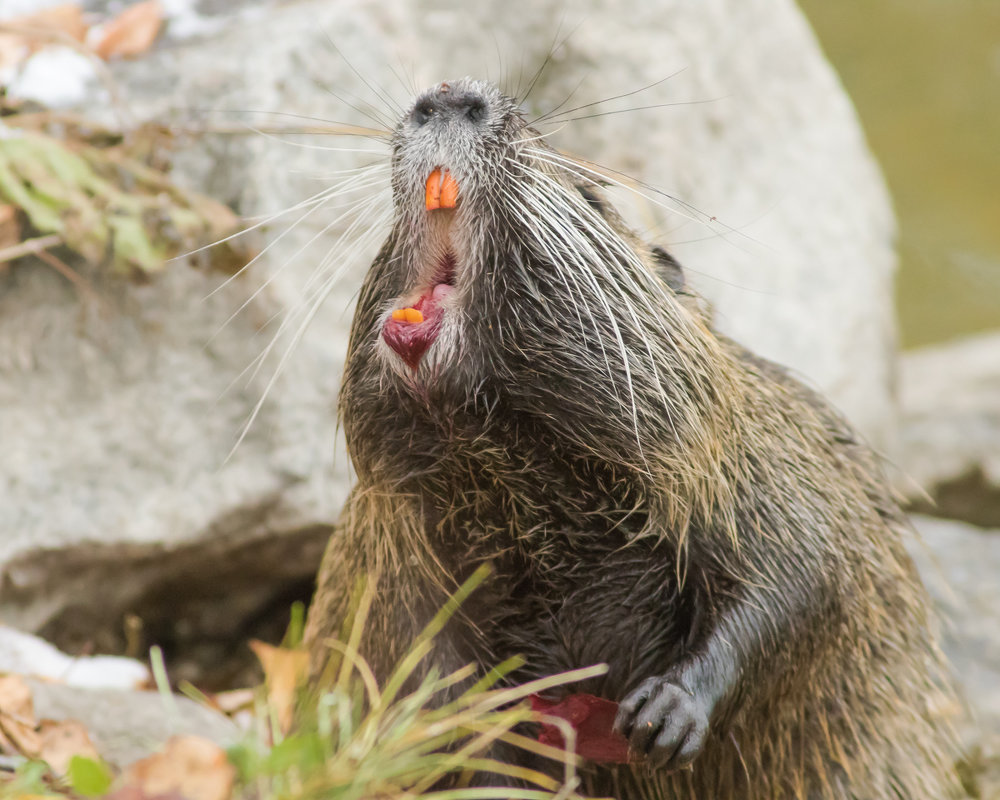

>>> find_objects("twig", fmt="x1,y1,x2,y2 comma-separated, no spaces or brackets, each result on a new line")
35,247,103,307
0,233,61,264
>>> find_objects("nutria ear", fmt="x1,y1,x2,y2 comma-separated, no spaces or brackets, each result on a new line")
574,182,611,215
651,245,686,293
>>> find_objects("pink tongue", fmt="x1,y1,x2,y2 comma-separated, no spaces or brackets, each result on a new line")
432,283,454,301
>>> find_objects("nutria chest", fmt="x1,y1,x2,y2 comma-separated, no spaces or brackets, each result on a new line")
369,394,693,696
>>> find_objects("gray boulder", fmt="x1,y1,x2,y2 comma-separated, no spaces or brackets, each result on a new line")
0,0,898,671
899,332,1000,527
29,679,239,769
909,515,1000,795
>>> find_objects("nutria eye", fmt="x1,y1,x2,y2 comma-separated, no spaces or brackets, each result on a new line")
466,99,486,123
413,102,434,126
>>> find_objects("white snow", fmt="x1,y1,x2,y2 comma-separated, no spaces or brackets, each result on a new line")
0,625,151,689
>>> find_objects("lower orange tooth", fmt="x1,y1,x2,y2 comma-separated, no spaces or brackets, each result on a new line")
392,307,424,323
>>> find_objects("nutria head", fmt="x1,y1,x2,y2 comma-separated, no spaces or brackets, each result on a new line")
345,78,736,519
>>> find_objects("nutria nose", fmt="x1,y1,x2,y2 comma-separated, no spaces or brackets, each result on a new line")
411,83,487,127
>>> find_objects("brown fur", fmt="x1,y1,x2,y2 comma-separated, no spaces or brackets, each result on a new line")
305,78,963,799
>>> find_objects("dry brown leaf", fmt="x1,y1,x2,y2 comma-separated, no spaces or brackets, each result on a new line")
120,735,235,800
0,3,87,70
0,32,29,72
0,205,20,250
2,3,87,43
249,640,308,734
104,788,189,800
37,717,101,775
94,0,163,60
11,796,60,800
0,673,41,758
211,688,255,715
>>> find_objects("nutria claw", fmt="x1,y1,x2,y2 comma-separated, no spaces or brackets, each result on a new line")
614,675,710,770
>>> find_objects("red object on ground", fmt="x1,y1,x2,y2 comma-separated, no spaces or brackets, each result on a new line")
530,692,634,764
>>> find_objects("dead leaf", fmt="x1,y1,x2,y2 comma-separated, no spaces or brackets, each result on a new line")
0,673,41,758
211,688,255,716
1,4,87,45
0,4,88,71
0,205,20,250
0,33,29,72
37,718,100,775
249,640,308,734
10,4,87,41
120,735,235,800
104,788,189,800
94,0,163,60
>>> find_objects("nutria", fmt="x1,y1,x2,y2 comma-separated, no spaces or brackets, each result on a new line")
304,78,964,798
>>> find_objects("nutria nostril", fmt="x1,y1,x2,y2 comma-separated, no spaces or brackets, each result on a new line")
411,99,434,127
410,85,489,127
461,96,487,123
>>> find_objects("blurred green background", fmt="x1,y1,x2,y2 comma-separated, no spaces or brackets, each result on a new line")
798,1,1000,349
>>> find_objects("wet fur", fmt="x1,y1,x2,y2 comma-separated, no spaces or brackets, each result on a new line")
305,79,963,799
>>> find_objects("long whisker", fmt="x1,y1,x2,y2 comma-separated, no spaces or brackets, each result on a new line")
531,69,686,125
526,147,768,251
243,125,390,154
225,202,393,458
191,107,391,142
203,164,391,303
218,190,390,398
208,176,389,344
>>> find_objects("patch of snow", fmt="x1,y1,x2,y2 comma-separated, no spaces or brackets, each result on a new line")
5,46,98,107
0,625,150,689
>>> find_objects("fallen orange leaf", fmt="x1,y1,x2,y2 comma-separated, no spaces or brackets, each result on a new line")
94,0,163,60
249,640,308,734
211,687,255,715
38,717,101,775
120,735,235,800
3,3,87,42
0,3,86,71
0,674,41,758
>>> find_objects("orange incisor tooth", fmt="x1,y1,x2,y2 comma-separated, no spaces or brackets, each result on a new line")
425,168,441,210
393,307,424,323
425,168,458,210
439,170,458,208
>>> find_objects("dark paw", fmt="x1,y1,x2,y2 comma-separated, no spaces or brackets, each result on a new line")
613,675,710,770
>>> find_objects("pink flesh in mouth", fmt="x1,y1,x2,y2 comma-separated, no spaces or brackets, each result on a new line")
382,255,456,370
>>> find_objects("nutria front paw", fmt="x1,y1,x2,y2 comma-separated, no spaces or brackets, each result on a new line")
613,675,710,770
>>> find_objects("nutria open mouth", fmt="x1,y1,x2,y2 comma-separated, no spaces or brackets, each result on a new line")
380,167,459,369
381,255,456,369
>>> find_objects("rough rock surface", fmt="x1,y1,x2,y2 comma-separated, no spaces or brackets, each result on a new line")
909,515,1000,796
0,0,897,667
28,679,239,769
900,332,1000,527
